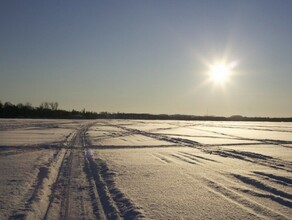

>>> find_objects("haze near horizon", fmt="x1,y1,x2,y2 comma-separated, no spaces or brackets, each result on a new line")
1,0,292,117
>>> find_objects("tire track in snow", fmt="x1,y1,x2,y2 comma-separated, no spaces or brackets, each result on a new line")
90,121,292,219
111,123,292,173
44,126,93,220
83,126,145,219
170,153,197,165
227,173,292,211
193,127,292,149
8,149,64,219
253,171,292,186
195,170,292,218
233,187,292,209
206,149,292,172
83,148,107,220
232,174,292,201
171,150,292,220
153,147,292,217
150,153,172,164
202,177,289,219
43,131,77,220
177,152,201,163
178,151,219,163
112,124,201,147
7,122,145,220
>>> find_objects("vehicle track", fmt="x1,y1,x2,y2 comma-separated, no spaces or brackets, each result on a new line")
43,131,77,220
83,132,144,219
5,120,291,219
40,125,93,220
41,122,144,220
203,177,286,219
110,124,292,172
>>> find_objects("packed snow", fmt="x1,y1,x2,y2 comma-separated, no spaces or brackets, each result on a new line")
0,119,291,219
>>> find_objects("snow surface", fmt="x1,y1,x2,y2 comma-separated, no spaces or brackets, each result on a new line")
0,119,88,146
0,119,291,219
88,120,292,219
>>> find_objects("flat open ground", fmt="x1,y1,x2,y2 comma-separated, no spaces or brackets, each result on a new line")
0,119,291,219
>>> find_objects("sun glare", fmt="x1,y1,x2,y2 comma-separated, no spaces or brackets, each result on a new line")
210,64,229,82
208,61,237,85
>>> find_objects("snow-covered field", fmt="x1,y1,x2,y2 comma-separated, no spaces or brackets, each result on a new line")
0,119,291,219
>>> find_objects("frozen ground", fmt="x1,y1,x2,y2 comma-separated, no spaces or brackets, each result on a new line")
0,119,87,147
0,119,291,219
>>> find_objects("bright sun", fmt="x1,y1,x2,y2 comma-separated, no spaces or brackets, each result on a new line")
209,64,230,83
208,61,236,85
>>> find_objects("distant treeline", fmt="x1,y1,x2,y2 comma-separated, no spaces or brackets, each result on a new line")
0,101,292,122
0,101,99,119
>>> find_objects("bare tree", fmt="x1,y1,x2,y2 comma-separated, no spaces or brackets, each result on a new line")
43,102,50,109
49,102,58,111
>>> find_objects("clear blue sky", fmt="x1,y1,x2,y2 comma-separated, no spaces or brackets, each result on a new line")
1,0,291,117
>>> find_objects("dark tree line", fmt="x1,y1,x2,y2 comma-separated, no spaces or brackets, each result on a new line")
0,101,97,119
0,101,291,122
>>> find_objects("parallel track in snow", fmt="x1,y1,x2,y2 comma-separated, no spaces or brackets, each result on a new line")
43,130,77,220
3,120,292,219
83,131,144,220
42,122,144,220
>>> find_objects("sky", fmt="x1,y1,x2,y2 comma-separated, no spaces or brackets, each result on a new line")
1,0,292,117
